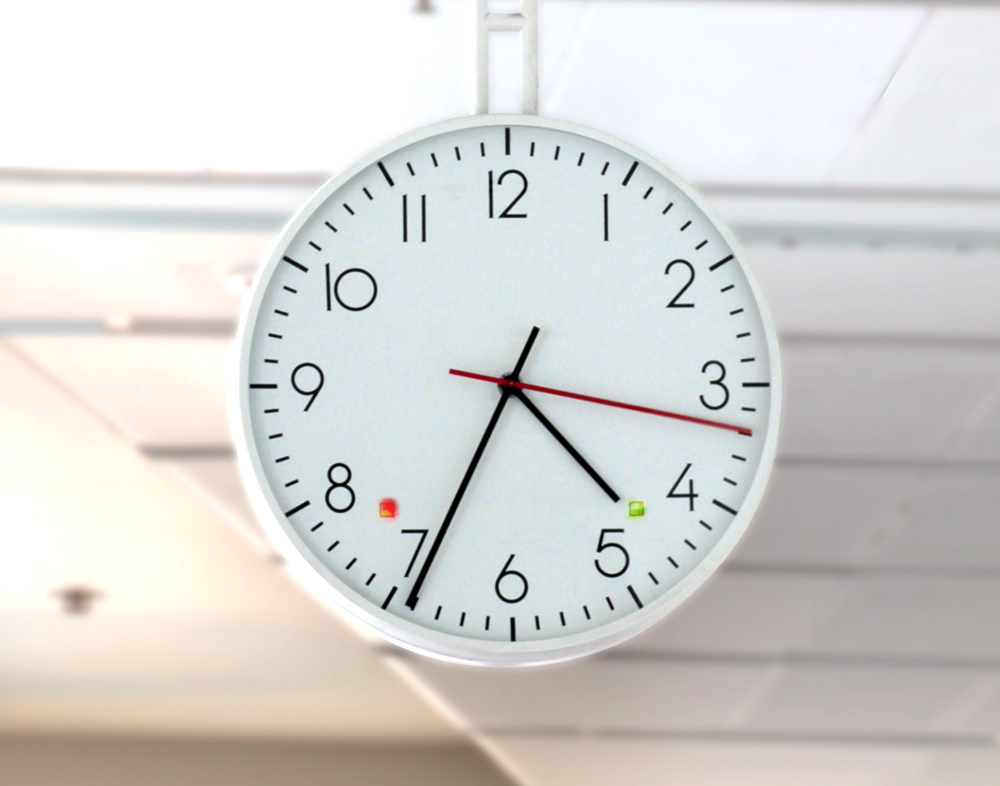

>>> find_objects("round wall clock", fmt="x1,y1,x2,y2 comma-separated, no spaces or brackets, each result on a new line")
232,115,781,666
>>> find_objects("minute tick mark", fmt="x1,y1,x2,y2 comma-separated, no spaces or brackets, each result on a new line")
309,241,322,251
696,240,708,250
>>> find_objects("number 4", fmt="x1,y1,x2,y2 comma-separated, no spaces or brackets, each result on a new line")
667,463,698,511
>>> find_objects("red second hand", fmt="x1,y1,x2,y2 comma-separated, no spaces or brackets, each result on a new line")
449,369,752,437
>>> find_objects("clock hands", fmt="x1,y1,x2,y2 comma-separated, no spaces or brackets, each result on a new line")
449,370,752,437
405,327,540,611
508,387,620,502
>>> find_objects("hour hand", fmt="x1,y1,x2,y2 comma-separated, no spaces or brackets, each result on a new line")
510,387,620,503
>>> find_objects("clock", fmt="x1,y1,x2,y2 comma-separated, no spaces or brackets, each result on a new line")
232,114,781,666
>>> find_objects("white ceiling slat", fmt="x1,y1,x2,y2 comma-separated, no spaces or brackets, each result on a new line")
480,737,932,786
835,8,1000,190
540,2,925,185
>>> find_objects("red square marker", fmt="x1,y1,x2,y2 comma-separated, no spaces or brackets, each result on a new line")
379,498,398,519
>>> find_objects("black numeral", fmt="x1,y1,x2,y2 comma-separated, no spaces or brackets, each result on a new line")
700,360,729,410
290,363,324,411
667,463,698,511
326,264,377,312
402,194,426,242
488,170,528,219
325,463,355,513
594,528,630,578
495,554,529,603
400,529,428,578
665,259,695,308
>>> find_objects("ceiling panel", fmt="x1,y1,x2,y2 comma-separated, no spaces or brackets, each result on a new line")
835,8,1000,189
402,657,769,732
483,737,930,786
0,339,452,739
0,226,266,319
779,342,1000,460
9,337,232,446
809,576,1000,660
541,1,924,185
622,573,850,656
746,245,1000,340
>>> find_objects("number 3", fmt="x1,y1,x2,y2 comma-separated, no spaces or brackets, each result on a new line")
700,360,729,410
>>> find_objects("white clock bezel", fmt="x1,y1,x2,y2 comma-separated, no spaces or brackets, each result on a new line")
230,113,782,667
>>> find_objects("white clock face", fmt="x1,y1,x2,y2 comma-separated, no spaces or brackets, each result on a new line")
234,116,780,666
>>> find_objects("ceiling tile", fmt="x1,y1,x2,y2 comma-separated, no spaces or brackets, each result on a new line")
541,2,924,185
484,737,930,786
10,336,232,446
835,8,1000,189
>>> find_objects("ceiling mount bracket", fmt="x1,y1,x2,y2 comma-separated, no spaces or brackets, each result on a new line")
475,0,538,115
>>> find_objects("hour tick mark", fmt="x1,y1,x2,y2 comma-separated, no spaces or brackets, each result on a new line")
509,617,516,641
343,204,354,215
381,586,397,609
377,162,395,187
250,383,277,389
284,501,310,517
744,382,770,388
662,202,673,214
696,240,708,250
627,585,643,609
710,254,734,271
680,220,692,231
309,241,322,251
505,127,511,155
282,256,308,273
713,499,738,516
621,161,638,186
406,162,415,176
643,187,653,199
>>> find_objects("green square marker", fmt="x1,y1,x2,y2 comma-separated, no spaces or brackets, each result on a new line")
628,500,645,517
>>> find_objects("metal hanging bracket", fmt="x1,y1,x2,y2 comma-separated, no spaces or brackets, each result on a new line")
476,0,538,115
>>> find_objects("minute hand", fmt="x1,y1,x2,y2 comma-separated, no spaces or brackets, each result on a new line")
449,369,752,437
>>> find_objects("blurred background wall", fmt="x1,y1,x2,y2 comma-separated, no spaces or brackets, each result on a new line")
2,1,1000,784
